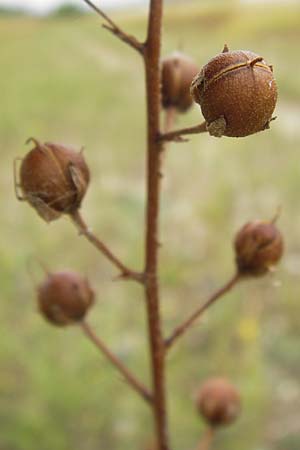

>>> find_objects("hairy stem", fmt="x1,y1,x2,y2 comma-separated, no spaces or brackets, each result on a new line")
165,273,240,349
81,321,153,403
70,210,144,283
143,0,170,449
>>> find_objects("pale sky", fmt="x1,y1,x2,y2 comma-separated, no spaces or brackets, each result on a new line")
0,0,148,14
0,0,293,13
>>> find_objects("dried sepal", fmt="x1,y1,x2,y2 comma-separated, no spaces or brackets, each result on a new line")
26,193,62,222
206,116,227,137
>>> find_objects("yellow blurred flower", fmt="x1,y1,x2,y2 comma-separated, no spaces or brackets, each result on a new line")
237,317,260,343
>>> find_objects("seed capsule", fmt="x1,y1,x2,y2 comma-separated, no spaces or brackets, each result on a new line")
161,52,199,112
234,220,284,276
38,271,95,326
190,47,277,137
18,138,90,222
196,377,241,427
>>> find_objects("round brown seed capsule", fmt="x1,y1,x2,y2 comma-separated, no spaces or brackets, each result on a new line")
190,47,277,137
161,52,199,112
19,138,90,222
234,220,284,276
196,377,241,427
38,271,95,326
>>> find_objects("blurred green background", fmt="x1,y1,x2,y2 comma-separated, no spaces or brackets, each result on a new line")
1,1,300,449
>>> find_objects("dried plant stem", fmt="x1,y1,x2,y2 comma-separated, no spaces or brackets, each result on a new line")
165,273,240,349
196,428,215,450
143,0,170,449
70,210,144,283
81,321,153,403
82,0,144,54
159,120,207,142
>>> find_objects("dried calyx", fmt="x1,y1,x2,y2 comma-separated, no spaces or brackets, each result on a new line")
17,138,90,222
196,377,241,427
38,270,95,326
161,52,199,112
234,219,284,276
190,45,277,137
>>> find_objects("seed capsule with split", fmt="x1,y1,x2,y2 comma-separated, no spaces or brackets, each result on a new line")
16,138,90,222
190,46,277,137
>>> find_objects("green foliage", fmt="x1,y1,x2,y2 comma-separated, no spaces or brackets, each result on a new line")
0,6,27,16
50,4,85,19
1,2,300,450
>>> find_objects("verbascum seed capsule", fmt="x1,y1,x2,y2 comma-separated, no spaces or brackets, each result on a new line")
18,138,90,222
234,220,284,276
38,271,95,326
162,52,199,112
190,46,277,137
196,377,241,427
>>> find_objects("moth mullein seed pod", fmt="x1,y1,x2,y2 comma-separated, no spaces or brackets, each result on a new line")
196,377,241,427
18,138,90,222
161,52,199,112
38,271,95,326
190,46,277,137
234,220,283,276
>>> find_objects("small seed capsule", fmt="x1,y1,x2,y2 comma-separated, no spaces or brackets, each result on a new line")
190,47,277,137
18,138,90,222
161,52,199,112
38,271,95,326
196,377,241,427
234,220,284,276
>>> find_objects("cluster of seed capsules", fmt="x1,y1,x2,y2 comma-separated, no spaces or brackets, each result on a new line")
16,46,283,432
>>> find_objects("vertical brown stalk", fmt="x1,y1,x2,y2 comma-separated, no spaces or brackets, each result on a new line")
143,1,169,449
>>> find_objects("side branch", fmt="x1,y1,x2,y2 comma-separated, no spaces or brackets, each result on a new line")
165,273,240,349
70,210,144,284
81,321,153,404
195,428,215,450
159,121,207,143
82,0,145,54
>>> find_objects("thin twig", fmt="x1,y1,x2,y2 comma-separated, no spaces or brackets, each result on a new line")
81,321,153,403
70,210,144,283
159,120,207,143
165,273,240,350
143,1,170,449
196,428,215,450
82,0,145,54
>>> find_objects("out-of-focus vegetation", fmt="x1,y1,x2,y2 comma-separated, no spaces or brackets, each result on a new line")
1,1,300,449
0,6,27,16
50,4,86,19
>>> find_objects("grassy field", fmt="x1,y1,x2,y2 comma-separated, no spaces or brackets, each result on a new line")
1,1,300,449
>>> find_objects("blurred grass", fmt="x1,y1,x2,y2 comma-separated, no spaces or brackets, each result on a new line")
1,1,300,449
